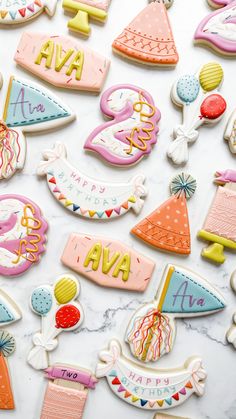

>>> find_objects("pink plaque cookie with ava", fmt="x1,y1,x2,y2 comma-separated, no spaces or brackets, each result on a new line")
15,33,110,93
61,233,155,291
0,194,48,277
84,84,161,166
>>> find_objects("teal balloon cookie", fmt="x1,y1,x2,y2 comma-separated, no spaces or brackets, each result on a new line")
31,287,53,316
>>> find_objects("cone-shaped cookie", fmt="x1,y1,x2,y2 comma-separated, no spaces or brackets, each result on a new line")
131,173,196,254
112,1,179,66
0,331,15,410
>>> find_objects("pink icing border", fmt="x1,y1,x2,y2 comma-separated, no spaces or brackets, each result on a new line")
195,1,236,54
0,194,48,277
84,84,161,166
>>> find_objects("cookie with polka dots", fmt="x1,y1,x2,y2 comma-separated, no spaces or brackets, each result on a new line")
131,173,196,255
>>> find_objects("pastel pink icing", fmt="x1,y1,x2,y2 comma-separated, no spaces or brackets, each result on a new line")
71,0,111,11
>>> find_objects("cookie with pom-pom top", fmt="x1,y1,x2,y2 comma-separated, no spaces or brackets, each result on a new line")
0,330,16,410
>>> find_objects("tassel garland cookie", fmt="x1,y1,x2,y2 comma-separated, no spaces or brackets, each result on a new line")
112,0,179,66
131,173,196,255
0,0,57,25
198,170,236,264
167,62,226,165
0,331,16,410
28,274,84,370
126,264,226,362
195,0,236,56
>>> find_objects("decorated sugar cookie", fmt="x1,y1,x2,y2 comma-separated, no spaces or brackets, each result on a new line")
62,0,111,36
112,0,178,66
132,173,196,255
167,62,226,165
15,33,110,93
226,270,236,348
37,142,147,220
0,330,16,410
28,274,84,370
0,289,22,326
198,170,236,263
0,74,75,180
154,415,190,419
41,364,98,419
84,84,161,166
224,108,236,154
0,194,48,277
96,340,206,410
0,0,57,25
126,264,225,363
61,233,155,291
195,0,236,56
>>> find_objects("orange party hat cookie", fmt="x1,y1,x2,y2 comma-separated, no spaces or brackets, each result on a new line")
0,330,16,410
131,173,196,254
112,0,179,66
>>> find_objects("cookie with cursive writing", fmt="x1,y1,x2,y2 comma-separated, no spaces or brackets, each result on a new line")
37,142,147,220
15,32,110,93
0,75,75,180
96,339,206,410
84,84,161,166
0,194,48,277
126,264,226,362
0,0,57,25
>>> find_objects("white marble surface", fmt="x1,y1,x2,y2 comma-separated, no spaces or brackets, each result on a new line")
1,0,236,418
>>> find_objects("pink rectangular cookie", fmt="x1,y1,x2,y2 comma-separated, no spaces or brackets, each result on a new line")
73,0,111,11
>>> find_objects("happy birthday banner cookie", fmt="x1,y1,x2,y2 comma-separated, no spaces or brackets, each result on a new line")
15,33,110,93
167,62,226,165
28,274,84,370
0,194,48,277
198,170,236,263
61,233,155,291
0,330,16,410
132,173,196,255
0,74,75,180
126,264,225,362
62,0,111,36
84,84,161,166
0,289,22,326
112,0,179,66
37,142,147,220
0,0,57,25
195,0,236,56
96,340,206,411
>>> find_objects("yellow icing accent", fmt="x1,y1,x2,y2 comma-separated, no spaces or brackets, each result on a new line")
112,253,131,282
84,243,102,271
158,265,175,311
55,44,75,72
199,62,223,92
66,50,84,81
131,396,139,403
89,210,96,217
65,200,73,207
198,229,236,263
35,40,54,69
102,248,120,274
3,76,14,122
54,277,77,304
62,0,107,35
128,196,136,203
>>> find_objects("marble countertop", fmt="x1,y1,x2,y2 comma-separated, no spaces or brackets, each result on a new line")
1,0,236,418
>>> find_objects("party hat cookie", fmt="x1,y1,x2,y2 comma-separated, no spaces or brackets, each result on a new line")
0,330,16,410
0,290,21,326
131,173,196,255
112,0,179,66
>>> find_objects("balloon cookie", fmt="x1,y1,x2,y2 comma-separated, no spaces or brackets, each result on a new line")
0,330,16,410
61,233,155,291
96,340,206,411
0,194,48,277
131,173,196,255
37,142,147,220
0,74,75,180
15,32,110,93
126,264,225,363
226,269,236,348
112,0,179,66
195,0,236,56
224,108,236,154
28,274,84,370
0,0,57,25
198,170,236,263
41,364,98,419
0,289,22,326
167,62,226,165
62,0,111,36
84,84,161,166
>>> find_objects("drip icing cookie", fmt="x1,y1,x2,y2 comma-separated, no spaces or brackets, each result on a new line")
0,289,22,326
0,0,57,25
84,84,161,166
0,330,16,410
167,62,226,165
112,1,179,66
0,195,48,277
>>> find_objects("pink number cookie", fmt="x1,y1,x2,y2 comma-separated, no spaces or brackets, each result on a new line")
84,84,161,166
0,195,48,277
